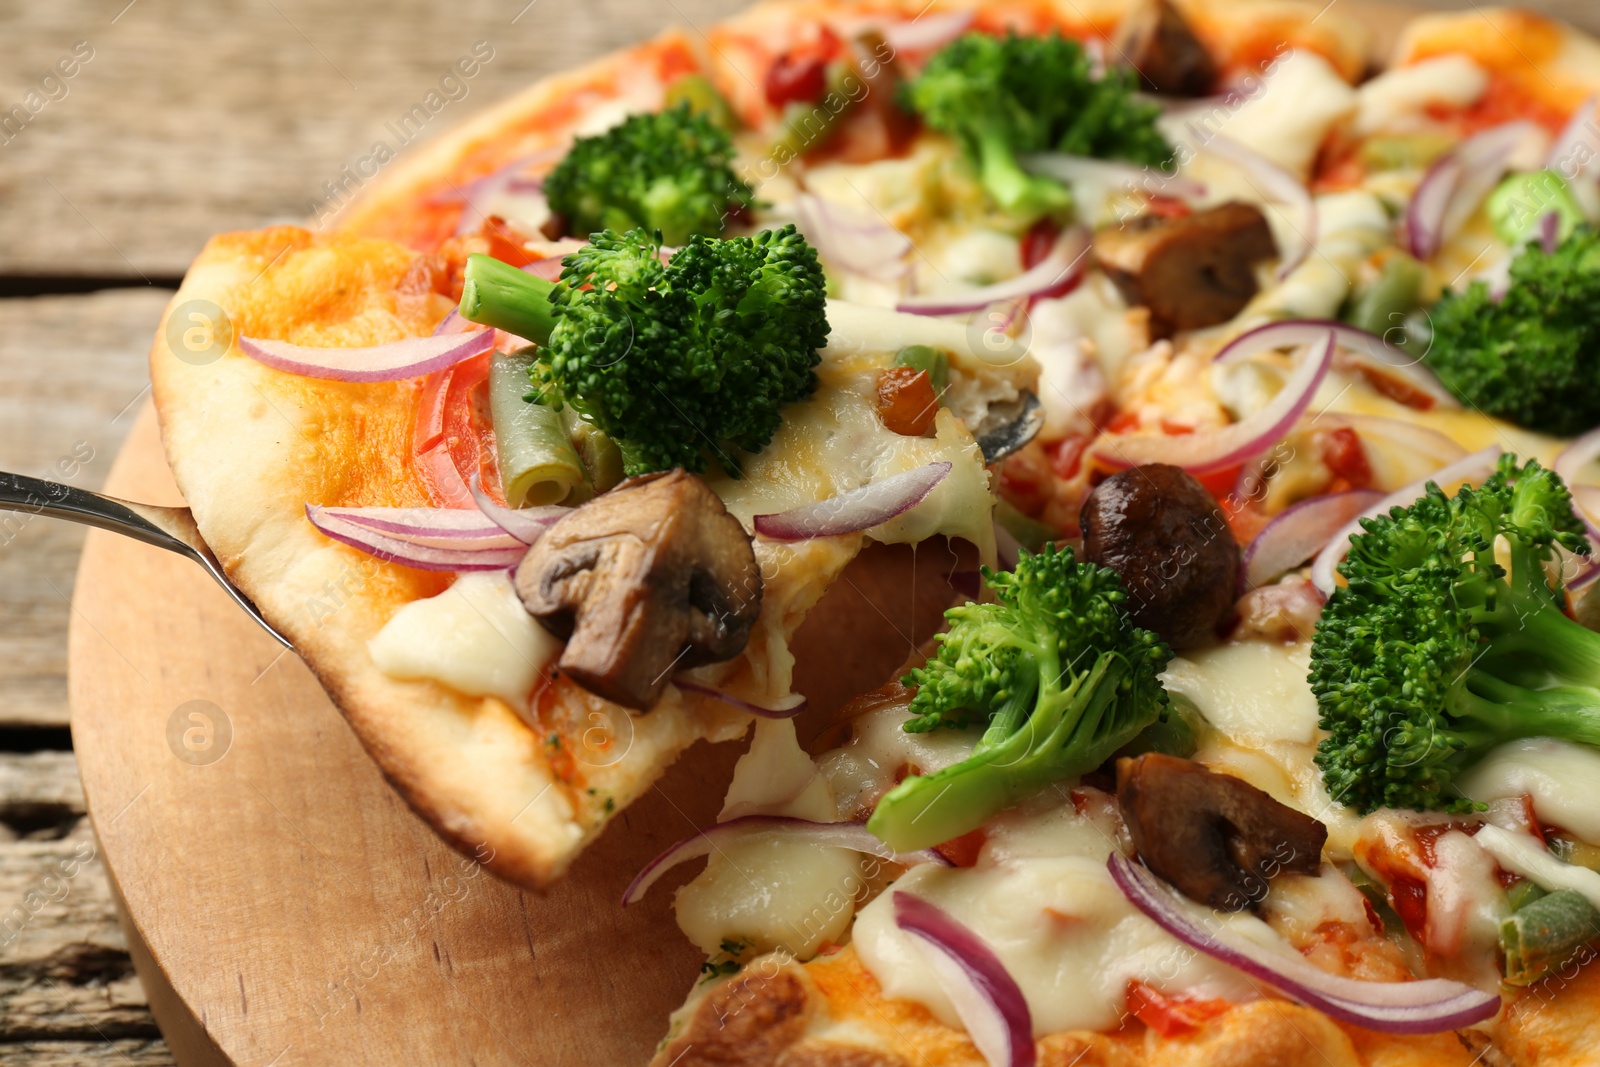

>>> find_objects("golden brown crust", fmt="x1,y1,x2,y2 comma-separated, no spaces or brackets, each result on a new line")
651,946,1499,1067
1394,7,1600,112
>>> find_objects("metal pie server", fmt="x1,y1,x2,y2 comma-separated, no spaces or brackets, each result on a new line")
0,471,293,648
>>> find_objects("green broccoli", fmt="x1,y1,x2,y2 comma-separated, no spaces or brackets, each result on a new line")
457,225,828,476
1312,455,1600,815
1422,226,1600,436
867,545,1172,852
902,31,1170,221
543,103,753,246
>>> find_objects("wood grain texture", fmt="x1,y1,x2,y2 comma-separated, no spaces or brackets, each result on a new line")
0,0,749,280
0,290,170,731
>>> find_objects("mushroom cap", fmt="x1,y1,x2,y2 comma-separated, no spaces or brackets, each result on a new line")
1117,752,1327,911
1093,202,1278,337
515,468,761,711
1080,463,1239,651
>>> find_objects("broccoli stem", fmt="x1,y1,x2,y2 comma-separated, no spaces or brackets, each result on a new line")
459,254,558,345
867,652,1148,852
975,127,1071,220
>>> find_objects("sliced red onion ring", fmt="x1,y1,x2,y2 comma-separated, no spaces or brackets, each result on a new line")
467,472,568,545
305,506,526,572
1406,121,1541,261
621,816,947,906
674,679,807,719
311,505,525,550
794,193,911,281
894,892,1036,1067
1539,210,1562,255
896,228,1090,316
523,256,566,282
1197,132,1317,279
241,330,495,383
1571,484,1600,544
1095,329,1336,474
1242,490,1383,589
876,10,974,53
1548,96,1600,220
1108,854,1499,1034
754,462,952,541
1021,153,1207,202
1309,445,1502,595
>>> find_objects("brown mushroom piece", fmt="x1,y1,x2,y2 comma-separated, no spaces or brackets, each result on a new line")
1080,464,1238,650
1117,753,1327,912
1113,0,1218,97
514,468,761,711
1093,202,1278,337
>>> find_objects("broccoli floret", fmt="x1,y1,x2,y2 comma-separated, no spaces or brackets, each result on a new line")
1422,226,1600,436
903,31,1170,221
457,225,827,476
1312,456,1600,814
866,545,1172,852
543,104,753,246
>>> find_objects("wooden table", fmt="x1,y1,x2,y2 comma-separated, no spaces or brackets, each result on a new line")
0,1,1596,1063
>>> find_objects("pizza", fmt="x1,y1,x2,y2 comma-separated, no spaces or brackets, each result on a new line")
148,0,1600,1061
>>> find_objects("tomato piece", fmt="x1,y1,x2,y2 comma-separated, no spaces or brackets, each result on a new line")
1318,427,1373,491
1047,435,1089,481
1125,980,1231,1038
933,829,987,867
1143,195,1192,219
1018,218,1084,303
413,352,499,508
876,367,939,436
768,45,832,107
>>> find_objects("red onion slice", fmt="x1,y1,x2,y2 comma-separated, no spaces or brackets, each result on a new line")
876,10,974,53
621,816,947,906
1406,121,1542,261
1095,329,1336,474
305,506,527,572
1242,490,1383,589
893,892,1036,1067
241,330,495,383
1309,445,1502,595
754,462,952,541
311,505,526,550
794,193,912,281
1548,96,1600,219
1554,424,1600,508
1108,855,1499,1033
1021,153,1207,202
1321,413,1468,468
468,473,568,545
896,228,1090,316
674,679,807,719
1197,132,1317,278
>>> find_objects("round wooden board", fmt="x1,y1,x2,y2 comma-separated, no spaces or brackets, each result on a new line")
68,403,954,1067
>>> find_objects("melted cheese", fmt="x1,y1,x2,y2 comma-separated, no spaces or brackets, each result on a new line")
816,701,982,818
367,570,560,708
852,855,1257,1036
675,718,865,960
1205,50,1357,179
1458,739,1600,844
1164,642,1320,747
1476,824,1600,912
1353,55,1489,136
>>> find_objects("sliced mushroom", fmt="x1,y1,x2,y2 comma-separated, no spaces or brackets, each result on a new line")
1080,464,1238,651
1117,753,1327,912
514,468,761,711
1114,0,1218,97
1093,203,1278,337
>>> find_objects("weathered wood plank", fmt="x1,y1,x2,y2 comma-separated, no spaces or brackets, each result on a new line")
0,1041,174,1066
0,752,85,842
0,834,155,1042
0,0,748,280
0,290,171,729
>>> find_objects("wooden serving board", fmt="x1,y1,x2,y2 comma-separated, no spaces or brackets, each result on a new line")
68,404,954,1067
